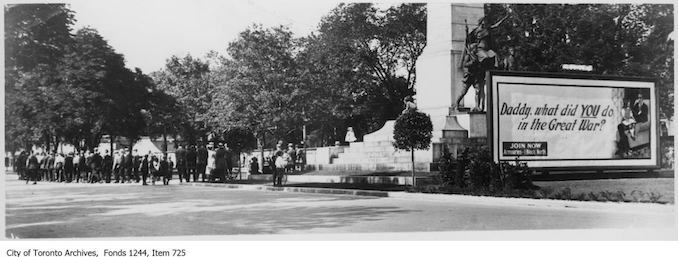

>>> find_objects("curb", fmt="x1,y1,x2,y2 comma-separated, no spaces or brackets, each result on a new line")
182,182,674,213
184,182,389,197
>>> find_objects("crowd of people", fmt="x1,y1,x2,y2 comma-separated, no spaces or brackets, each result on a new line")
11,142,244,185
258,141,305,187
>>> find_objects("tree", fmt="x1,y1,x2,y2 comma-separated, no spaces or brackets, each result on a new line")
4,4,75,151
297,3,427,143
152,54,213,144
210,25,302,147
485,4,673,117
222,126,257,178
393,111,432,187
60,27,144,150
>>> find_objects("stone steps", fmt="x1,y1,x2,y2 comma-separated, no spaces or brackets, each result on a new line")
348,141,396,147
333,155,428,164
307,162,431,173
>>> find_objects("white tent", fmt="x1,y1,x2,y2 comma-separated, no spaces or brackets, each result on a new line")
132,137,163,155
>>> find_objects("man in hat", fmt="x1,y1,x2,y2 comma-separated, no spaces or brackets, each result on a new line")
26,151,40,184
90,149,103,183
103,149,113,183
197,144,208,182
132,149,141,183
186,145,197,182
215,142,227,182
286,143,296,173
64,152,74,182
175,145,188,183
119,148,132,183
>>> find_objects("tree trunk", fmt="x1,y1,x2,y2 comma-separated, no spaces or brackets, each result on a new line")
238,150,242,180
411,147,415,188
260,133,265,174
162,130,168,159
110,136,114,156
56,137,61,154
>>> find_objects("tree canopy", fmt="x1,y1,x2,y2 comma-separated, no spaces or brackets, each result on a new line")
485,4,673,117
6,3,673,155
5,4,158,152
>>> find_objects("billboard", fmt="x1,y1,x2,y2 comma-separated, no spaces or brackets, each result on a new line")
488,71,659,169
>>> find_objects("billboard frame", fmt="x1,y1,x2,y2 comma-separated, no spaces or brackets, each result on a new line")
487,70,660,171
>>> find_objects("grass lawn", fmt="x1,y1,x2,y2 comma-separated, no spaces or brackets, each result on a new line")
534,178,674,204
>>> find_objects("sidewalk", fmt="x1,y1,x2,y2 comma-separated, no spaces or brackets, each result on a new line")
183,181,675,214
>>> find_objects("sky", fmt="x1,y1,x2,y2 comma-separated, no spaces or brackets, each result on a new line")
67,0,345,73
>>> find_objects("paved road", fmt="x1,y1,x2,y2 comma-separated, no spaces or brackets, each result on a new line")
5,176,674,238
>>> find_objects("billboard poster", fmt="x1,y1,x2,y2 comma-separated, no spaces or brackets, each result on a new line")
489,71,659,169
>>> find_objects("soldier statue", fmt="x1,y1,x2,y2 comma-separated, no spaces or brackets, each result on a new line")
454,15,509,112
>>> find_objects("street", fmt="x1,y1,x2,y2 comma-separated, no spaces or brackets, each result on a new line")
5,175,675,238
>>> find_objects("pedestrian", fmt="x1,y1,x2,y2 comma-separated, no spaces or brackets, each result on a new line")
103,149,113,183
54,153,65,182
273,151,288,187
215,143,227,183
38,152,47,181
186,145,197,182
175,145,188,183
46,152,56,181
64,152,74,183
150,153,160,185
206,143,217,182
75,151,86,183
26,151,39,185
296,143,305,172
139,152,150,186
286,143,296,173
132,149,141,183
160,156,171,185
225,143,234,180
250,156,259,174
13,151,23,180
197,144,208,182
113,150,123,183
89,149,103,183
16,151,27,180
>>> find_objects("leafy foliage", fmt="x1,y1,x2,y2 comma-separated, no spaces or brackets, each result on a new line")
222,126,257,155
151,54,213,144
393,111,433,151
296,3,426,144
4,4,74,150
439,147,536,191
5,4,156,151
208,25,301,146
486,4,674,117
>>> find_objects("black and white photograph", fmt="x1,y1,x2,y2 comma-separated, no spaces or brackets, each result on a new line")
2,0,676,247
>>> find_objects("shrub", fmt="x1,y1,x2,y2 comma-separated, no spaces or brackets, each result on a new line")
550,187,573,200
439,146,536,193
648,192,663,203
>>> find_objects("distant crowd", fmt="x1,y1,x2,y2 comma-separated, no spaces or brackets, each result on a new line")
258,141,306,187
11,142,240,185
10,140,307,187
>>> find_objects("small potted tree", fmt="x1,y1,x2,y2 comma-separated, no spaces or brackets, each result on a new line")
393,110,433,188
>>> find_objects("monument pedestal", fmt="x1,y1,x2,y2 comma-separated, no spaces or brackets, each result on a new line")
430,111,487,163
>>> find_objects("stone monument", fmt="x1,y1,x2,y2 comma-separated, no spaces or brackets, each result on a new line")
308,3,491,173
415,3,488,162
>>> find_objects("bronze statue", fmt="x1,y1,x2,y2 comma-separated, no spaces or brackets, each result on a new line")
455,15,508,112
